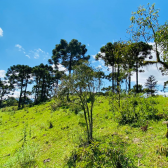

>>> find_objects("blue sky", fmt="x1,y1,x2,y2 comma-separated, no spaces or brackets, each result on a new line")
0,0,168,96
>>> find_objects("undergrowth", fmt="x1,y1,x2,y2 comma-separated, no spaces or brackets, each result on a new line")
65,137,136,168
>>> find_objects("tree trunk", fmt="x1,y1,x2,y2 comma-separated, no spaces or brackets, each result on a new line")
22,79,28,108
18,79,23,109
112,65,114,93
128,73,131,91
136,62,138,94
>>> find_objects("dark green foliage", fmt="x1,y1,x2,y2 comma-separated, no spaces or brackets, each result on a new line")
156,146,168,157
6,65,32,109
5,97,18,107
145,75,158,96
49,121,53,129
49,39,90,74
126,42,152,94
65,139,136,168
115,94,159,127
32,64,54,104
132,84,144,93
69,103,82,114
0,78,13,107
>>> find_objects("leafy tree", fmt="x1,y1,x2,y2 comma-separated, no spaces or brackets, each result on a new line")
96,42,124,93
155,22,168,64
6,65,32,108
145,75,158,96
32,64,54,104
49,39,90,100
126,42,152,93
128,3,168,69
132,84,144,93
0,79,12,107
5,97,18,106
58,63,102,143
49,39,90,74
128,3,159,44
122,43,136,91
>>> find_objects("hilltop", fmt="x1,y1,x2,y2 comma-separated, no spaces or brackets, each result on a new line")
1,95,168,167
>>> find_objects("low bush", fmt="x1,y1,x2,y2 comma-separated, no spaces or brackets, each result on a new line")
65,139,136,168
113,94,159,127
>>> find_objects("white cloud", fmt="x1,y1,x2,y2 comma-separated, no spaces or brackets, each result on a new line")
52,64,67,72
9,91,20,98
157,91,168,96
0,70,6,78
26,55,30,58
30,48,49,59
15,45,50,59
131,42,168,87
57,64,67,71
15,44,24,51
131,63,167,86
87,44,89,46
92,54,96,59
0,28,3,37
34,52,39,59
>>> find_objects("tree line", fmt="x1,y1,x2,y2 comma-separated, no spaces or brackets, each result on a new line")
0,3,167,109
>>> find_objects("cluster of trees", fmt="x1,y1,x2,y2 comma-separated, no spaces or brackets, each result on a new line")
0,3,168,109
0,3,167,142
0,39,90,108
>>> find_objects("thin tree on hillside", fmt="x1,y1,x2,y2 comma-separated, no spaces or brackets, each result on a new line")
58,63,102,143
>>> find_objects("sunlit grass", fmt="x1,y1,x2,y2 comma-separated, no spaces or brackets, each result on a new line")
1,95,168,167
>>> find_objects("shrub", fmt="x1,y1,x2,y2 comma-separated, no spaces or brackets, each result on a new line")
65,140,136,168
116,94,158,127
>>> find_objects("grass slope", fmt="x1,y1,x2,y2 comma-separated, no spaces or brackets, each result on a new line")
1,95,168,167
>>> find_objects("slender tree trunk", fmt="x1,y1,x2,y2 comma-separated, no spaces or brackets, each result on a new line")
112,65,114,93
0,95,2,107
22,79,28,108
67,57,72,101
35,78,38,103
90,101,94,142
117,64,120,94
128,73,131,91
125,77,127,93
136,61,138,94
41,77,45,101
18,79,23,109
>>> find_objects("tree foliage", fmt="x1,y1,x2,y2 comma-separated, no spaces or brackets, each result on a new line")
145,75,158,96
58,63,102,143
49,39,90,74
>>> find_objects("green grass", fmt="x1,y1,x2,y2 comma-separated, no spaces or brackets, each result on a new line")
1,95,168,167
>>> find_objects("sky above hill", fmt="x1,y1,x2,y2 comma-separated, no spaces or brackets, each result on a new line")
0,0,168,96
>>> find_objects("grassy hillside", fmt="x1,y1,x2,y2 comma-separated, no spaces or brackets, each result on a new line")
1,95,168,167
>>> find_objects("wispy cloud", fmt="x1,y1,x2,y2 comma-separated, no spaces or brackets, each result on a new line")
26,55,30,58
0,28,3,37
0,70,6,78
30,48,49,59
15,44,24,51
15,44,49,59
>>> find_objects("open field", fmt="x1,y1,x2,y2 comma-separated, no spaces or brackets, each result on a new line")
1,95,168,167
